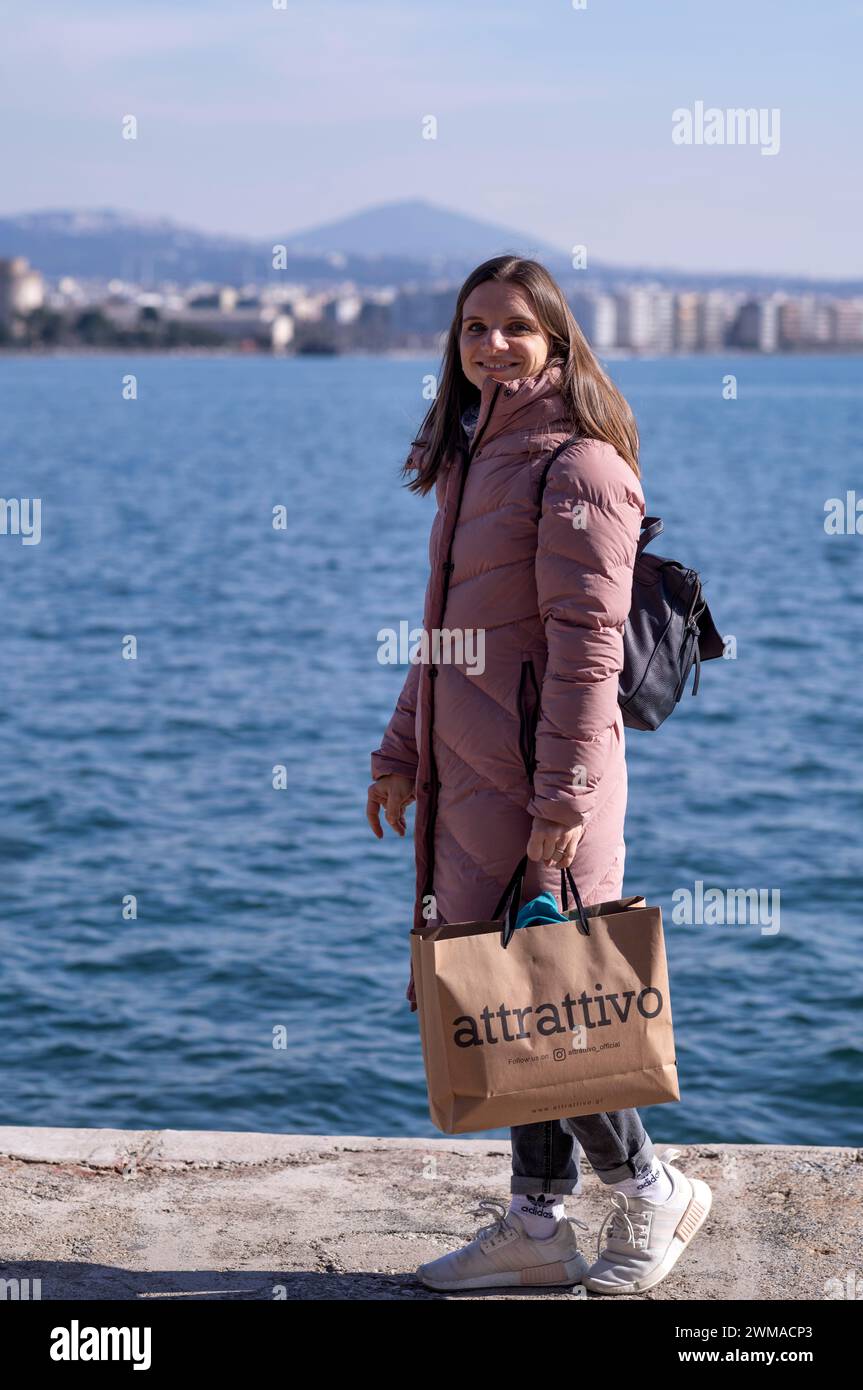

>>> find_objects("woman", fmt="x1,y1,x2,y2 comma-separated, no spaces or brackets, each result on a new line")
366,256,711,1295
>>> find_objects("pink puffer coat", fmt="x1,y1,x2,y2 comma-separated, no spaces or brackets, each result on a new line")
371,360,645,934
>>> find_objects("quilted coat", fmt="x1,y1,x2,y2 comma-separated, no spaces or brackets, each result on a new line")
371,359,645,932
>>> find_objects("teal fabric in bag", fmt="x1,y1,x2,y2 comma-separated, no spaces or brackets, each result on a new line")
513,891,567,932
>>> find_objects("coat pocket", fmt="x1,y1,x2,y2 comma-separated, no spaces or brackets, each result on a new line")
517,658,541,780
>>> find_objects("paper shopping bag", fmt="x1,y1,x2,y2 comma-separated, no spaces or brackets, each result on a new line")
410,857,679,1134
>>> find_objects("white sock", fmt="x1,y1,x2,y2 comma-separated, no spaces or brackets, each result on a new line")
609,1156,674,1204
509,1192,566,1238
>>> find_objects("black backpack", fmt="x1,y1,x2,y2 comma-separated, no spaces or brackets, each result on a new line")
537,438,725,731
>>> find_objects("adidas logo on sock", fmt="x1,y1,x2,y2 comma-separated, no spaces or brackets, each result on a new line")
634,1163,661,1193
520,1194,555,1220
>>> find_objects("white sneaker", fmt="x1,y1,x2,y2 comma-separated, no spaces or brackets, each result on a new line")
417,1198,591,1292
583,1148,712,1295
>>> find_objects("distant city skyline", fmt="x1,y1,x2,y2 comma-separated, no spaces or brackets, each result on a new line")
5,245,860,358
2,0,860,277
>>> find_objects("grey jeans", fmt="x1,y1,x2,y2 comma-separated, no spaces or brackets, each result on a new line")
510,1108,655,1195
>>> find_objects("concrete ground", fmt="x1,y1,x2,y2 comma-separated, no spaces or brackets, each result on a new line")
0,1128,859,1300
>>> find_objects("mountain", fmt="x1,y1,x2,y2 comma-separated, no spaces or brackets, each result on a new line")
0,204,859,295
0,203,571,288
282,197,567,263
0,209,265,285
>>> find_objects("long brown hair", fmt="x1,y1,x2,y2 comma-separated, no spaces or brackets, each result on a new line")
403,255,640,494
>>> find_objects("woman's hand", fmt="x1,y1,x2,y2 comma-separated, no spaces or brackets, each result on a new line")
527,816,584,870
366,773,416,838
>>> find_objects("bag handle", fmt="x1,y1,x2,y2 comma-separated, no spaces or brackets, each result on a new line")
637,516,664,554
560,864,589,934
493,855,591,948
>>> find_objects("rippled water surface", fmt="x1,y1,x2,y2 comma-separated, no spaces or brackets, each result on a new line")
1,352,861,1146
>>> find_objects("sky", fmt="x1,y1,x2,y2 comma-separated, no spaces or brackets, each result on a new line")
0,0,860,276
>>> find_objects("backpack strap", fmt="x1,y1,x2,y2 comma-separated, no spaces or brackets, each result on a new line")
536,439,664,562
535,432,584,519
638,516,664,552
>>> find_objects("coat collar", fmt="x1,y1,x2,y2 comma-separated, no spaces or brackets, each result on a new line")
407,358,568,479
470,358,567,449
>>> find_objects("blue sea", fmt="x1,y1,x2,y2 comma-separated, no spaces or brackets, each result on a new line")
1,352,861,1147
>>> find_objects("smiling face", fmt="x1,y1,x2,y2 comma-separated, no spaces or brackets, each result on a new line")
459,280,551,390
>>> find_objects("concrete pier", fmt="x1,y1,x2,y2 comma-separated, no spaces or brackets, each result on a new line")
0,1128,859,1300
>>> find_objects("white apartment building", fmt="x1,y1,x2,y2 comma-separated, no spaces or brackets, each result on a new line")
0,257,45,325
570,291,618,350
615,286,655,351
